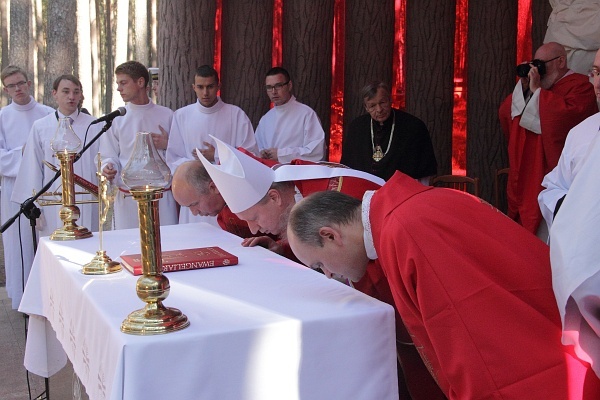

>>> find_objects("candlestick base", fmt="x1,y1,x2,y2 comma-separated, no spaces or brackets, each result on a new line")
82,250,122,275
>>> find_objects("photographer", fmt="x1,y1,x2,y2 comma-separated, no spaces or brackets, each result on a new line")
498,41,596,241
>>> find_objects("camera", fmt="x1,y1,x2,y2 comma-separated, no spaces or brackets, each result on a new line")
516,59,547,77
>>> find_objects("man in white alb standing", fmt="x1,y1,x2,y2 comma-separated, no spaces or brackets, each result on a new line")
0,65,53,309
12,74,100,239
166,65,257,224
100,61,178,229
255,67,325,163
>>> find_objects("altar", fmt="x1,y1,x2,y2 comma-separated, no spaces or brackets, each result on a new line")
19,223,398,400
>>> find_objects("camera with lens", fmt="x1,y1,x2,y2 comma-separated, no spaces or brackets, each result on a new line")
516,59,547,78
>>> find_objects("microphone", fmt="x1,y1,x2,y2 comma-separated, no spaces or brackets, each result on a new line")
90,107,126,125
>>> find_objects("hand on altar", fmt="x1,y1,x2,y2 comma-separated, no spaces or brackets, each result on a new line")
241,236,284,255
198,141,216,162
260,148,278,161
102,163,117,182
151,125,169,150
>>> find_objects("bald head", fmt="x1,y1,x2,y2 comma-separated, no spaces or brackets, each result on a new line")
534,42,569,89
172,161,226,217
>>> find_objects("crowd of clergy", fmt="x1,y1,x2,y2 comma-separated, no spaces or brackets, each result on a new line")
2,39,600,398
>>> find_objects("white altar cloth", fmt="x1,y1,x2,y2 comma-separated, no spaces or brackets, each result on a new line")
19,223,398,400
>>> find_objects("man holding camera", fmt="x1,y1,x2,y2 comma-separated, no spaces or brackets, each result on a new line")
499,41,596,240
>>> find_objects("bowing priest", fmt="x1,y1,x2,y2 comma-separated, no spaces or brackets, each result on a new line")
196,137,445,399
11,74,100,239
286,172,600,399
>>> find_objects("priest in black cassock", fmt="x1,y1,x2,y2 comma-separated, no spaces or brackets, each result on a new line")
341,81,437,182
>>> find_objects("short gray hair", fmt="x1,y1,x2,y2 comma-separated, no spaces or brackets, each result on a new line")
361,80,390,101
289,191,362,247
185,161,213,195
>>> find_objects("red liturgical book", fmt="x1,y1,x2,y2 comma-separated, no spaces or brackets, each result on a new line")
120,247,238,276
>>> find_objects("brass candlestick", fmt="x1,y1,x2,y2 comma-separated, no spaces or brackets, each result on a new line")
50,117,92,241
82,154,121,275
120,132,189,335
50,117,92,240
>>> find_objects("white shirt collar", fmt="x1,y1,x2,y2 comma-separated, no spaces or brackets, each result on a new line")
362,190,378,260
197,97,224,114
274,95,296,112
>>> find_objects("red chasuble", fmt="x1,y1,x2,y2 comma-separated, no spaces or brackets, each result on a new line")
499,73,597,233
369,172,600,399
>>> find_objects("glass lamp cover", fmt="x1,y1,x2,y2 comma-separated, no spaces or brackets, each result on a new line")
50,117,81,152
122,131,171,190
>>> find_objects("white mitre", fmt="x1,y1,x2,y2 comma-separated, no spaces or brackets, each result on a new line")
196,136,275,213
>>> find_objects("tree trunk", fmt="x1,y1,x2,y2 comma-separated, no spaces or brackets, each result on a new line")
100,0,113,114
467,0,517,202
113,0,129,109
134,0,148,65
221,0,273,128
343,0,395,133
44,0,77,107
282,0,335,151
0,0,7,106
77,0,93,114
89,0,101,116
405,0,456,175
532,0,552,54
149,0,157,67
158,0,215,111
9,0,32,77
33,0,45,101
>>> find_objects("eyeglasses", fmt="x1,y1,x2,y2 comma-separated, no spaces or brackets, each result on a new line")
265,81,289,92
588,69,600,79
4,81,28,90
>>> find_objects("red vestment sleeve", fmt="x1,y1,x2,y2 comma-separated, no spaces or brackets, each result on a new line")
538,74,598,168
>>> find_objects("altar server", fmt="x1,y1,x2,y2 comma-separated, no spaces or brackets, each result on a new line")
166,65,257,224
100,61,177,229
0,65,53,309
255,67,325,162
12,74,99,239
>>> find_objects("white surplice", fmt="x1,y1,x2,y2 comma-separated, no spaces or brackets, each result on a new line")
166,98,258,225
539,112,600,230
255,95,325,163
0,97,53,308
99,100,178,230
550,131,600,377
11,111,100,239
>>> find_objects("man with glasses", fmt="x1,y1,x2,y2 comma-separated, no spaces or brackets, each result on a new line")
166,65,258,224
341,81,437,182
499,42,597,240
0,66,53,309
255,67,325,162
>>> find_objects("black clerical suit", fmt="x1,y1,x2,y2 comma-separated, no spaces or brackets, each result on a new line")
341,108,437,181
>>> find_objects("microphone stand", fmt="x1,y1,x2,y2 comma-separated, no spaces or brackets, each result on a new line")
0,118,114,400
0,119,113,234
